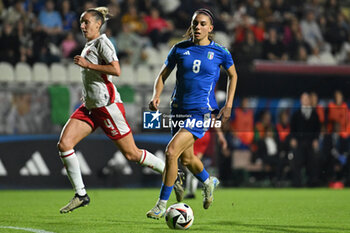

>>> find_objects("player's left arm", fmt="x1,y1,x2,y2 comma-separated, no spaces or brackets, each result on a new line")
74,56,121,76
217,64,238,124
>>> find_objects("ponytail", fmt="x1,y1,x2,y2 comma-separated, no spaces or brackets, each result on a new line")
84,6,112,27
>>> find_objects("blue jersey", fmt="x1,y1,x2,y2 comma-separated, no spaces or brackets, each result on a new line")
165,40,234,114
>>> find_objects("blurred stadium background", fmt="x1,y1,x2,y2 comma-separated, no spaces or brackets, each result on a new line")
1,0,350,190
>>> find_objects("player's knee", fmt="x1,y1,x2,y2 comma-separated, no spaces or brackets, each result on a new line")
180,156,192,166
124,150,140,162
165,146,177,161
57,138,73,152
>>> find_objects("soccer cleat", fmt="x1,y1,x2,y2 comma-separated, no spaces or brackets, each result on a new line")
174,170,185,202
202,177,220,209
146,202,166,220
60,193,90,214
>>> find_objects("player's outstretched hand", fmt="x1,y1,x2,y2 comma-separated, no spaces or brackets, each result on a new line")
217,106,232,124
149,97,160,111
74,55,89,68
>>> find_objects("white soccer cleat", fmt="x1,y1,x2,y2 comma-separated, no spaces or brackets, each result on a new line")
146,202,166,220
202,176,220,209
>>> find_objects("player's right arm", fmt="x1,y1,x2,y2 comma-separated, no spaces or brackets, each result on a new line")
149,64,173,111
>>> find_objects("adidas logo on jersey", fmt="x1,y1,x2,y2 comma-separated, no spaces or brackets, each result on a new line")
61,151,92,176
0,159,7,176
183,51,190,55
20,151,50,176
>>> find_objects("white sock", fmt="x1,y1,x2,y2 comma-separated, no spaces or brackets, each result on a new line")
186,172,199,195
157,198,167,207
204,178,210,186
60,149,86,196
139,150,165,174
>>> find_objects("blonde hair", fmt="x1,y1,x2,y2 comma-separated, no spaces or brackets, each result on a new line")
84,7,112,27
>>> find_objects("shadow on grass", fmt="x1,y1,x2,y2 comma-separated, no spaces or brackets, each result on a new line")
216,221,350,233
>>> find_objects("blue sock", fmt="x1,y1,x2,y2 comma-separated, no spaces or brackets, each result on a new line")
194,168,209,183
159,184,173,201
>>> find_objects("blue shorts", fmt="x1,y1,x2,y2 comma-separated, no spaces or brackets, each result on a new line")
170,110,211,139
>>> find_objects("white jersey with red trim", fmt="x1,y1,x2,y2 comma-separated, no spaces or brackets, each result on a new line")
80,34,122,109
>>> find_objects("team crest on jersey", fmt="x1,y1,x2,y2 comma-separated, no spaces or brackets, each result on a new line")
207,51,214,60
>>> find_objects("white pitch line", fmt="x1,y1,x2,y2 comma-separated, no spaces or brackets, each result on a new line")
0,226,55,233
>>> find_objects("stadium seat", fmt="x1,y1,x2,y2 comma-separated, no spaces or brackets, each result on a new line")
136,65,153,85
50,63,67,84
0,62,15,83
118,64,135,86
67,63,81,84
145,47,164,66
159,46,170,62
33,63,50,83
14,62,32,83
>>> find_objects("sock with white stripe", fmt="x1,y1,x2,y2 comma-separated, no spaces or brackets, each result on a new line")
60,149,86,196
139,150,165,174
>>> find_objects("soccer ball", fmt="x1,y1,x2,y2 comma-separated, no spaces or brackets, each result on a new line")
165,203,194,230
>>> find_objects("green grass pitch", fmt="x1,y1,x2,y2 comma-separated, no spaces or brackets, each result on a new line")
0,188,349,232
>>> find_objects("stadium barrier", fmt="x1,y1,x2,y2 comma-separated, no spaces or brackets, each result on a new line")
0,134,171,189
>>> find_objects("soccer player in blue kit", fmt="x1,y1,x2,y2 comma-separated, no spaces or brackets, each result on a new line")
147,8,238,219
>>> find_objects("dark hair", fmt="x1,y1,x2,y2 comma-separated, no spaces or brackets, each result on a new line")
183,8,214,40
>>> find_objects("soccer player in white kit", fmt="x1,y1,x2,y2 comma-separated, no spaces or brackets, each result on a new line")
58,7,183,214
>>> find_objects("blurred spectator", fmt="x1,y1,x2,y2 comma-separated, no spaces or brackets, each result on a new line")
1,0,26,25
117,23,147,67
38,0,63,35
255,126,280,183
276,109,291,143
253,19,266,43
60,31,77,59
300,10,324,50
5,92,41,134
336,34,350,64
105,28,117,52
290,92,321,187
325,12,349,54
234,14,255,44
288,32,311,60
106,2,122,36
295,46,308,62
60,0,77,32
230,97,254,147
276,109,291,179
327,90,348,138
324,0,341,26
304,0,323,20
234,29,262,68
310,92,325,124
321,121,348,186
256,0,274,27
82,1,97,11
143,8,173,48
254,110,274,141
307,45,337,65
0,22,20,64
17,19,34,64
121,6,145,34
272,0,293,24
262,27,288,61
